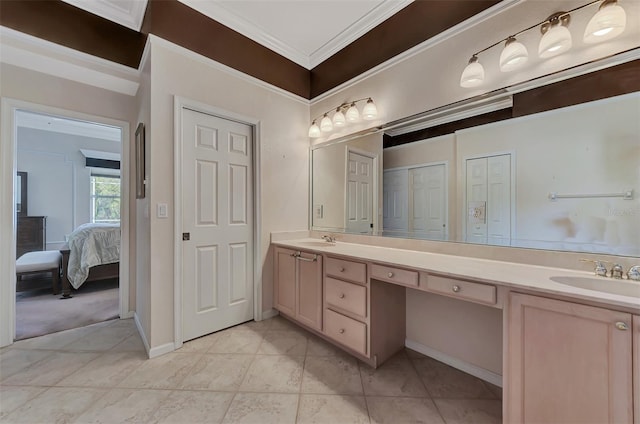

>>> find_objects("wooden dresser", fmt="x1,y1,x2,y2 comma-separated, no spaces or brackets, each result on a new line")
16,216,46,258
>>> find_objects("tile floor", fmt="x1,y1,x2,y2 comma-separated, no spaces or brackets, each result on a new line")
0,315,502,423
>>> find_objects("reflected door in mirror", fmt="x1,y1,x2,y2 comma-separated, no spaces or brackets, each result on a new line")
346,151,374,234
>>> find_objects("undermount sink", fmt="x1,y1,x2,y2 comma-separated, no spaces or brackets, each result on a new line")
550,276,640,298
297,241,336,247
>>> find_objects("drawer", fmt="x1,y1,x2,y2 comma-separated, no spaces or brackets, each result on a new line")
325,277,367,319
326,257,367,284
371,263,419,287
426,274,496,305
324,309,367,356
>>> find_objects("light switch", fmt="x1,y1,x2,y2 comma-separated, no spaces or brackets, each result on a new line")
157,203,168,218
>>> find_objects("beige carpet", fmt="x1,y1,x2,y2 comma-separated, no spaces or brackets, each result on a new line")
16,278,119,340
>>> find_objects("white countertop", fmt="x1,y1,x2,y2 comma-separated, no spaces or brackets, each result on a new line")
272,238,640,312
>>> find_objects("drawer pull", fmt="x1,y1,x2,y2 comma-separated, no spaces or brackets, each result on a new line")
615,322,628,331
339,328,345,334
388,272,394,278
452,285,461,293
340,267,345,272
339,293,345,299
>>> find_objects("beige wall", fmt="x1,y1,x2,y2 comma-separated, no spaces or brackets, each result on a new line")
134,51,152,341
144,38,309,349
406,290,503,375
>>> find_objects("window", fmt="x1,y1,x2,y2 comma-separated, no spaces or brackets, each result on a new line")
90,175,120,224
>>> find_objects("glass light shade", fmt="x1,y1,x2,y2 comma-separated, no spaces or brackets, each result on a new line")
308,121,321,138
346,103,360,122
539,24,572,58
459,58,484,88
583,2,626,43
332,109,346,127
499,38,528,72
362,99,378,120
320,114,333,132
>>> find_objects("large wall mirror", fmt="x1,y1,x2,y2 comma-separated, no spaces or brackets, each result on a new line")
311,90,640,257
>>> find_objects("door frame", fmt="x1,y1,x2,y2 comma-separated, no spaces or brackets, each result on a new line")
173,96,261,350
0,98,131,347
344,146,379,234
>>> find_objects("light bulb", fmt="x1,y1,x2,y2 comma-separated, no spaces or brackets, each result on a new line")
362,99,378,120
539,15,572,58
332,108,346,127
499,37,528,72
584,0,626,43
320,114,333,132
346,103,360,122
308,121,321,138
459,56,484,88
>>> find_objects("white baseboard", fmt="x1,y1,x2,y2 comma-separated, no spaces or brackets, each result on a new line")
120,311,134,319
133,312,150,357
405,339,503,388
148,342,176,359
261,308,279,320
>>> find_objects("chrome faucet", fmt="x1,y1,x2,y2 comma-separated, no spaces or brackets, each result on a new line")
321,234,336,243
610,263,624,279
627,265,640,281
580,259,608,277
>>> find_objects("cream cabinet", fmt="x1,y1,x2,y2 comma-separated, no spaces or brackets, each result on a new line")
506,292,633,423
273,247,323,331
322,257,407,367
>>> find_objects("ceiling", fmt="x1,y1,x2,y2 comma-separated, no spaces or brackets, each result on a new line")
62,0,412,69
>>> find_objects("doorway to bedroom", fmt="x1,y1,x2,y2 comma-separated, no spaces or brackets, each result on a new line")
12,107,128,340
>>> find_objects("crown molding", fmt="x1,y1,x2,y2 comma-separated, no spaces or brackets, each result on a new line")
61,0,148,31
0,26,140,96
308,0,413,69
177,0,412,70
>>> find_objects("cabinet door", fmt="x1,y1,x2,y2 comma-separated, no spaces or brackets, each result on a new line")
296,252,323,331
507,293,633,424
274,247,296,317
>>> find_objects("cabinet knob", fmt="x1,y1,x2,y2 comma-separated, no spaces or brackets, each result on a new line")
452,285,461,293
339,293,345,299
387,272,394,278
340,267,345,272
339,328,345,334
615,321,628,331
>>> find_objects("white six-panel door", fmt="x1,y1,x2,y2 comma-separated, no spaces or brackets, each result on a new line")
383,169,408,232
181,108,254,342
346,151,374,234
465,154,511,245
409,164,446,240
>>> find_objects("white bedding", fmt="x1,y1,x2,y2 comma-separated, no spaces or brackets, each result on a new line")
67,223,120,289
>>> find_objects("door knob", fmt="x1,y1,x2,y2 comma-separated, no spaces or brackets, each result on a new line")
615,322,628,331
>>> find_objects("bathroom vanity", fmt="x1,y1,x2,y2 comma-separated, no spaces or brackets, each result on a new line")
272,237,640,423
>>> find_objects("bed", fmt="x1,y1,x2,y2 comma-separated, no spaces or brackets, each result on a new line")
60,223,120,298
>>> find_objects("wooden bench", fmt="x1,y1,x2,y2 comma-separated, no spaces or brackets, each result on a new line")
16,251,62,295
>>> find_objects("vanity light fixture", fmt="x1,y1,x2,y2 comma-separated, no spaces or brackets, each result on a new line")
459,0,627,88
538,12,572,58
499,37,529,72
584,0,627,43
308,98,377,138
